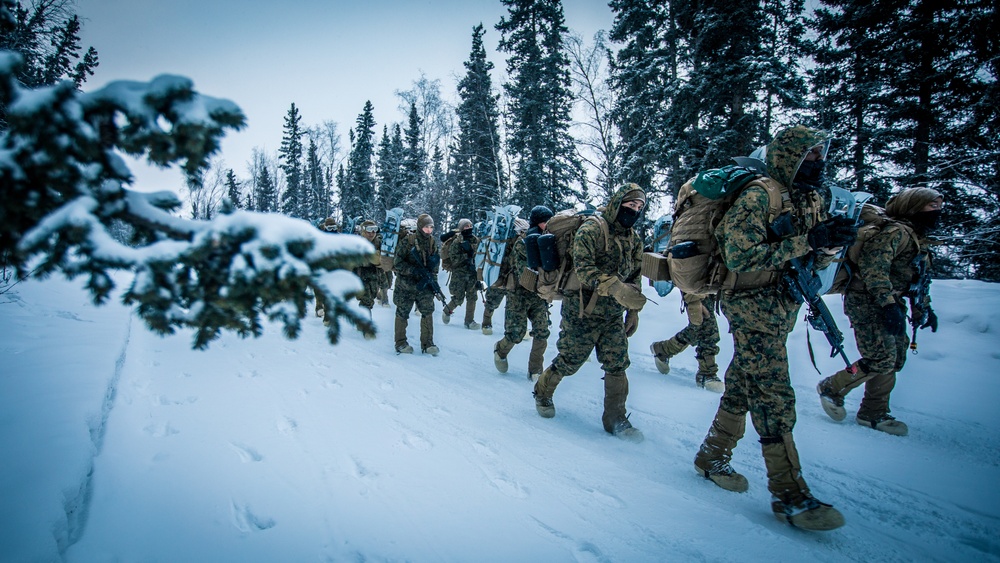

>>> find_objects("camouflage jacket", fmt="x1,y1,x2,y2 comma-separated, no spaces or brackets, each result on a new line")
447,232,479,278
394,232,439,288
854,221,931,309
573,186,644,318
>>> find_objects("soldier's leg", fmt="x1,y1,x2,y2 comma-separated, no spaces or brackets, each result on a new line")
694,312,723,391
762,433,845,530
443,282,463,323
594,317,634,434
393,291,415,353
463,286,479,328
535,302,598,416
526,299,550,379
416,292,436,353
696,329,752,491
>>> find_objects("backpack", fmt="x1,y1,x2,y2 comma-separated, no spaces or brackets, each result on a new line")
826,203,915,294
519,209,608,302
667,165,789,295
439,230,459,272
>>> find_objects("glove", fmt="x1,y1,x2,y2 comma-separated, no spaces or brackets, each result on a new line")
624,310,639,337
597,277,647,310
807,216,858,250
882,303,906,336
920,308,938,332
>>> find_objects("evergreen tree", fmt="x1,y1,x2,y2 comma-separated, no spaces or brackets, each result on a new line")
0,0,98,127
304,138,327,222
376,123,406,215
402,101,428,213
343,101,377,221
452,23,506,222
497,0,585,210
279,103,305,218
249,149,278,213
225,168,242,209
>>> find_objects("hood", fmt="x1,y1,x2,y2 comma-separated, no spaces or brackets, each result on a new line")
605,183,646,232
886,187,944,218
765,125,831,188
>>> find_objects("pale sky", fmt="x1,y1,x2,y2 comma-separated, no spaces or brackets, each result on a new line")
75,0,615,192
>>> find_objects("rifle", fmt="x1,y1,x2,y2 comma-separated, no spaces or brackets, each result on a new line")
784,254,855,373
410,246,448,305
907,256,932,354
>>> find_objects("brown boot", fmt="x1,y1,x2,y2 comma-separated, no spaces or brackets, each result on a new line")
394,316,412,354
481,309,494,335
533,367,564,418
818,362,872,421
527,337,547,381
650,337,688,374
603,373,643,442
419,313,434,351
494,338,513,373
694,409,749,492
762,434,845,531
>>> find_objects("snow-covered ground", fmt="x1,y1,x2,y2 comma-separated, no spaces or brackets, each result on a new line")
2,273,998,562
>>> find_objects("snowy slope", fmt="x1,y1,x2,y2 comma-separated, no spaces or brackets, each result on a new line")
2,274,998,562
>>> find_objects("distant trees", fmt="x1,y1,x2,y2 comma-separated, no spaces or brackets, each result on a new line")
341,101,378,225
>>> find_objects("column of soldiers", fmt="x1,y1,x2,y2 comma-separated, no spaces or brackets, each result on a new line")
320,124,939,534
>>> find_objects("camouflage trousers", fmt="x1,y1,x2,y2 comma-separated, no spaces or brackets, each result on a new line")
826,291,909,419
446,269,479,324
661,300,721,361
393,279,435,349
481,286,507,327
502,289,551,343
355,265,382,309
550,294,630,377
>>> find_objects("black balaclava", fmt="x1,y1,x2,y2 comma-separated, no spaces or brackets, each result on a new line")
616,205,642,229
794,158,825,192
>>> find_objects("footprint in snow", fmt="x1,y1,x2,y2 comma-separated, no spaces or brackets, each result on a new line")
229,442,263,463
231,501,275,532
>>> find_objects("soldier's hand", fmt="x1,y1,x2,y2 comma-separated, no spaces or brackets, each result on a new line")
882,303,906,336
624,310,639,337
808,216,858,250
612,280,647,311
920,308,938,332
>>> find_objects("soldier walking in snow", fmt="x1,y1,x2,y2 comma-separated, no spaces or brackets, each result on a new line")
532,185,648,442
494,208,552,381
442,218,482,330
392,214,441,356
353,220,383,311
817,187,942,436
693,125,855,531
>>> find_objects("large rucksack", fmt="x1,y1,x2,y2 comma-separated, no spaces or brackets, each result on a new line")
826,203,915,294
439,230,459,272
519,209,608,302
667,165,788,295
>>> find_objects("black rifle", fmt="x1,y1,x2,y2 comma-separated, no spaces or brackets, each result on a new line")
411,246,448,305
784,254,854,372
907,255,932,354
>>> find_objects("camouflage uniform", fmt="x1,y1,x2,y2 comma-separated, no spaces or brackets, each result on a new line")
650,292,722,389
353,222,383,310
495,228,551,377
444,230,481,327
695,125,846,530
819,187,940,434
481,286,506,332
533,185,645,438
314,217,340,322
392,221,440,353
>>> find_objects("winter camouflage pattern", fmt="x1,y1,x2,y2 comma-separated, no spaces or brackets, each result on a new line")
659,294,720,363
445,232,481,323
353,230,383,309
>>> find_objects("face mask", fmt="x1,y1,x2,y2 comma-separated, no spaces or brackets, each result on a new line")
911,209,942,233
794,159,825,190
616,205,642,229
462,228,473,238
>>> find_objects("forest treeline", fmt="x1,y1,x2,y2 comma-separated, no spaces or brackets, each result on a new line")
3,0,998,281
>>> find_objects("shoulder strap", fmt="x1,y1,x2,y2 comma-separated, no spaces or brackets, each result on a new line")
744,177,790,222
583,215,610,253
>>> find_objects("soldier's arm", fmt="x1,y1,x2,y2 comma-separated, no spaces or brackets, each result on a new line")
393,236,418,277
718,187,811,272
858,227,907,306
572,220,604,287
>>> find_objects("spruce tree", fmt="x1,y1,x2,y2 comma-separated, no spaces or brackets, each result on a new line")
225,168,242,209
279,103,305,218
376,123,406,215
453,23,506,222
402,101,428,213
497,0,584,210
343,101,377,222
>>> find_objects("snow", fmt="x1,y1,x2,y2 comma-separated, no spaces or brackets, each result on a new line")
1,274,999,561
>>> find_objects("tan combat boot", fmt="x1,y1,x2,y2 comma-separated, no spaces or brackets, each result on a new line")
481,308,494,335
527,337,547,382
394,316,412,354
694,409,749,492
763,434,845,531
650,337,688,375
533,367,563,418
494,337,513,373
818,362,871,421
602,373,643,443
695,355,724,392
